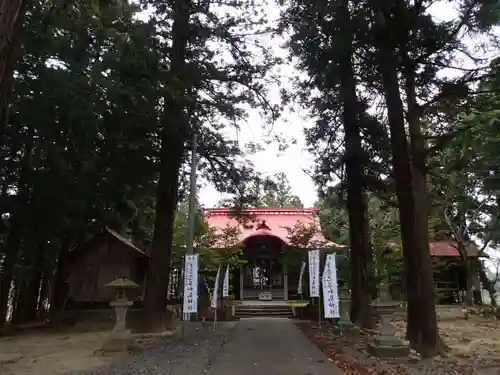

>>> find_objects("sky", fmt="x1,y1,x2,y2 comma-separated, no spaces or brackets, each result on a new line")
138,2,497,209
196,3,317,208
197,1,487,208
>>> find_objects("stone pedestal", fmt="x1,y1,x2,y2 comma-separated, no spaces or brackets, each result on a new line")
337,290,355,332
338,296,355,331
367,284,409,359
102,301,135,353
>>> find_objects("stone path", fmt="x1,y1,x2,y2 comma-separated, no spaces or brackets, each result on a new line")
70,323,234,375
206,318,345,375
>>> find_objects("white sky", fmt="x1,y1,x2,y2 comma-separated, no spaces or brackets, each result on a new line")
197,3,318,208
138,2,497,209
198,1,488,208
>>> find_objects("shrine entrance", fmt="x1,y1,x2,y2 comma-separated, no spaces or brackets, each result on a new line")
238,229,287,301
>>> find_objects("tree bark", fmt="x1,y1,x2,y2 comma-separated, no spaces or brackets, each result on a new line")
0,218,22,326
0,0,25,138
373,8,441,357
50,238,72,321
336,0,373,328
11,237,44,324
402,63,442,352
142,0,191,331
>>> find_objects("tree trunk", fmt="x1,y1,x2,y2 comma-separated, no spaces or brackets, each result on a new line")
373,9,441,357
142,0,191,331
337,0,373,328
478,262,496,306
402,64,442,352
50,238,71,321
0,0,25,137
0,213,22,326
11,238,44,324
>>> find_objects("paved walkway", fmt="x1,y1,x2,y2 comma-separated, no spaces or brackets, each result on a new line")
206,318,345,375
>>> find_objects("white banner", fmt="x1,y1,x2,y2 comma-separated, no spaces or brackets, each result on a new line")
183,254,199,314
211,266,222,309
322,254,340,318
297,261,306,295
222,265,230,298
308,250,320,297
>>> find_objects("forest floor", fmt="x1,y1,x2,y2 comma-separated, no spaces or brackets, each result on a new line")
0,324,180,375
297,311,500,375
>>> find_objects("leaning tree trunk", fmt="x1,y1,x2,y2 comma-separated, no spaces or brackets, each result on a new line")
337,0,373,328
142,0,191,331
373,10,441,357
0,0,25,138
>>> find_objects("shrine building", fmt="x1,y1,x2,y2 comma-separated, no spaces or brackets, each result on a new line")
204,207,340,301
204,207,481,304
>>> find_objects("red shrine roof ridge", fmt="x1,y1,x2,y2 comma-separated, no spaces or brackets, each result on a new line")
203,206,341,248
204,207,319,216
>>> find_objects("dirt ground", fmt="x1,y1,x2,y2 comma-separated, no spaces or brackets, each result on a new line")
0,330,113,375
394,318,500,365
298,314,500,375
0,328,177,375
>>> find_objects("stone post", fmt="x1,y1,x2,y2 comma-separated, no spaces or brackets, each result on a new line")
338,286,354,331
367,283,409,358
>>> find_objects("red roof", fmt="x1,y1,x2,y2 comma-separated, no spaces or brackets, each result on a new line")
429,241,479,257
204,207,342,248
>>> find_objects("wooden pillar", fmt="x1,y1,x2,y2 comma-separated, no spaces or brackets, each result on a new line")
284,267,288,301
239,264,244,300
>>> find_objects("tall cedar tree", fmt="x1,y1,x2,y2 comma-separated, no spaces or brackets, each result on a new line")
370,4,441,356
142,0,276,329
0,0,25,139
336,1,373,327
142,0,191,330
281,1,373,327
1,0,163,325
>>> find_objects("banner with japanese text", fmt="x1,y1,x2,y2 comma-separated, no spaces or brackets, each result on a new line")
211,266,222,309
222,265,230,298
308,250,320,297
322,253,340,318
183,254,199,314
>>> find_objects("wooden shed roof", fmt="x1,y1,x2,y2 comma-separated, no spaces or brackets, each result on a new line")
70,226,149,258
429,241,479,257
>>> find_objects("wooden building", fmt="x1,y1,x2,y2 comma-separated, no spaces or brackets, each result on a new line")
67,227,149,307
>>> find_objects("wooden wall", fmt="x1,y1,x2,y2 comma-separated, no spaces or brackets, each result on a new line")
68,238,146,303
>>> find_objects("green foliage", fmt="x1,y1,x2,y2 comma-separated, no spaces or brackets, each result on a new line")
218,172,303,209
171,204,243,275
0,0,279,323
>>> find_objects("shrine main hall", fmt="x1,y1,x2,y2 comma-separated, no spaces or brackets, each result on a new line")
204,207,336,301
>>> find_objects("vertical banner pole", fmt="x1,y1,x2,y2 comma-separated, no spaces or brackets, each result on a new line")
212,266,221,332
318,251,322,326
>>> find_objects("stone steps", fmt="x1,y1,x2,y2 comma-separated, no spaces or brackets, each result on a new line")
235,305,293,318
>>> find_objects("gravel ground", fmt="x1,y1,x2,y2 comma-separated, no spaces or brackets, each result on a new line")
71,322,236,375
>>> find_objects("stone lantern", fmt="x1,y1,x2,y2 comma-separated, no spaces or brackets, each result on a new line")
367,282,409,358
102,277,139,352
